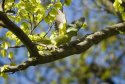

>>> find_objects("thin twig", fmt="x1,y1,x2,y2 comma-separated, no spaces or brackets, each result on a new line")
43,24,54,38
9,45,25,48
9,43,46,48
30,18,43,34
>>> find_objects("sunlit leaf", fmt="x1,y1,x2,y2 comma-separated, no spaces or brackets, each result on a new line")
1,49,7,57
8,52,14,59
54,2,62,10
82,22,87,28
1,42,10,50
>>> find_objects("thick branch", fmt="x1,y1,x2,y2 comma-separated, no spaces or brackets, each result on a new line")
0,11,39,57
1,22,125,73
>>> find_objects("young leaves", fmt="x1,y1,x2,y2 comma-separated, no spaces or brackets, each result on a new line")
3,0,15,12
113,0,123,12
8,52,14,59
44,2,62,24
1,42,10,50
113,0,125,20
1,49,7,57
0,42,10,57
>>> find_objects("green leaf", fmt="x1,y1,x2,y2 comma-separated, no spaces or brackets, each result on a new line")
51,34,70,46
36,0,41,4
119,6,124,13
122,12,125,20
1,50,7,57
118,0,122,4
8,52,14,59
82,22,87,28
10,62,16,66
37,46,44,50
47,3,54,9
101,70,111,80
67,28,78,36
36,38,52,44
16,39,21,45
44,16,50,23
51,0,55,2
49,8,58,17
65,0,72,6
44,15,55,24
15,16,22,23
58,23,67,35
1,42,10,50
54,2,62,10
39,32,46,37
20,22,29,29
4,0,15,11
113,0,123,12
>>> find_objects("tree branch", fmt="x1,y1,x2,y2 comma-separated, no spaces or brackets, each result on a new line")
0,11,39,58
1,22,125,73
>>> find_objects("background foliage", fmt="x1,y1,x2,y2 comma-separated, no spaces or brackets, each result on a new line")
0,0,125,84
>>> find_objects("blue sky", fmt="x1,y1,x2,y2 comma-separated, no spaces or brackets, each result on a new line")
0,0,125,84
